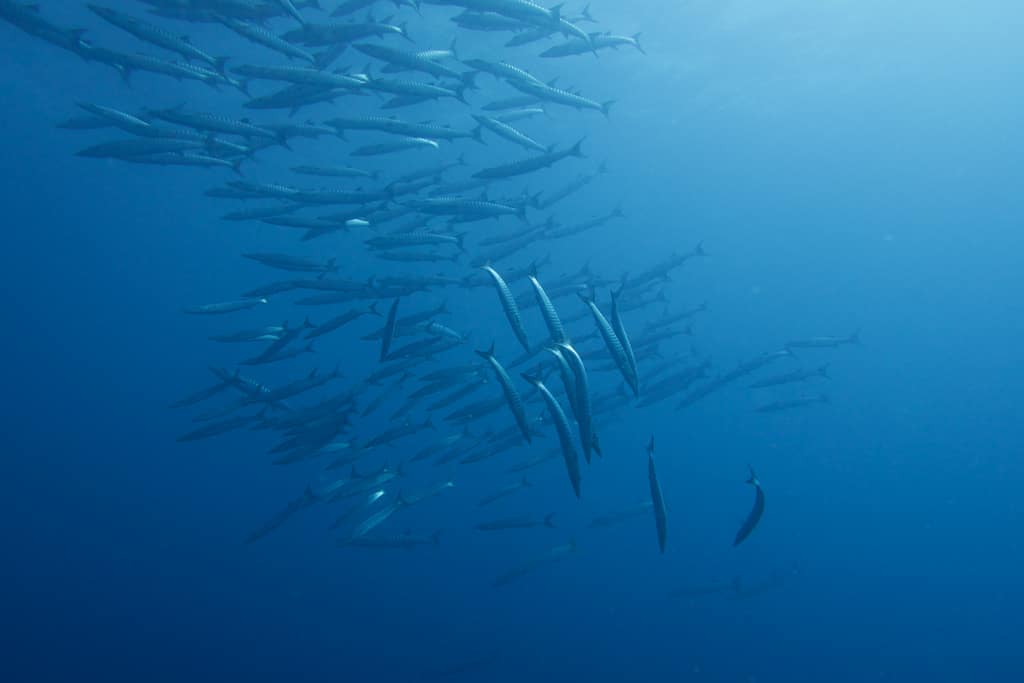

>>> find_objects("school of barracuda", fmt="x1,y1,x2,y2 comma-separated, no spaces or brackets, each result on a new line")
3,0,861,584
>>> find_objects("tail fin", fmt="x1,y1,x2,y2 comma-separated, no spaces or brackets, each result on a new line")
847,330,861,346
474,342,495,360
818,364,830,379
600,100,615,119
544,512,557,528
568,137,586,157
745,466,759,486
213,56,230,75
521,476,532,488
632,32,646,55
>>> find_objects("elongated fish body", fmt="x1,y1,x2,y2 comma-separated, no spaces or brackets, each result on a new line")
445,396,505,425
169,378,230,408
476,513,555,531
380,298,401,362
462,58,545,87
354,43,469,82
219,16,315,64
77,138,205,159
233,64,366,89
75,103,152,136
544,347,578,421
527,268,565,344
241,341,315,366
588,501,654,529
506,449,559,473
541,32,645,58
557,342,595,463
508,79,613,117
473,115,546,152
306,304,379,340
245,487,318,543
283,20,410,48
331,489,386,530
351,498,404,538
353,137,439,156
473,138,584,179
749,364,829,389
146,107,277,140
544,208,623,240
578,289,637,395
610,286,640,397
176,414,256,442
367,232,464,251
121,152,242,174
340,531,441,549
495,107,546,123
243,253,336,274
275,0,307,25
481,94,544,111
522,374,581,498
407,197,525,220
327,116,478,142
480,265,530,351
785,332,860,349
477,476,532,506
476,345,532,443
184,298,267,315
647,437,668,554
451,11,528,33
734,468,765,547
88,5,224,71
492,539,576,588
364,76,466,102
291,165,377,179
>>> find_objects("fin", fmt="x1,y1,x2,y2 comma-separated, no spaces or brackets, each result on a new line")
746,466,759,487
544,512,556,528
474,342,495,360
632,32,647,55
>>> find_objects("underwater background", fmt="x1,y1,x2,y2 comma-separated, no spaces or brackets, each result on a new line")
2,1,1022,681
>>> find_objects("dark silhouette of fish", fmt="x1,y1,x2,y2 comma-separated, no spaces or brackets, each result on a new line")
733,466,765,546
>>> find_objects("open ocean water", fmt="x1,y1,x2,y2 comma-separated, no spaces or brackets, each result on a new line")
2,1,1022,681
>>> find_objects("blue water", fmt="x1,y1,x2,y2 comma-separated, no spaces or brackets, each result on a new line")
3,2,1023,681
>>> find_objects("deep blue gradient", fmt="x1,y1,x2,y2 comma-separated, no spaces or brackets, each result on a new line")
2,2,1023,682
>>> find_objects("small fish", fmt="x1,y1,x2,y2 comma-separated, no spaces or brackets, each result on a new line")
183,298,267,315
647,436,668,554
380,298,401,362
480,265,530,351
589,502,654,529
522,373,581,498
785,332,861,349
492,539,577,588
476,513,556,531
476,344,532,444
734,467,765,547
477,477,531,507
